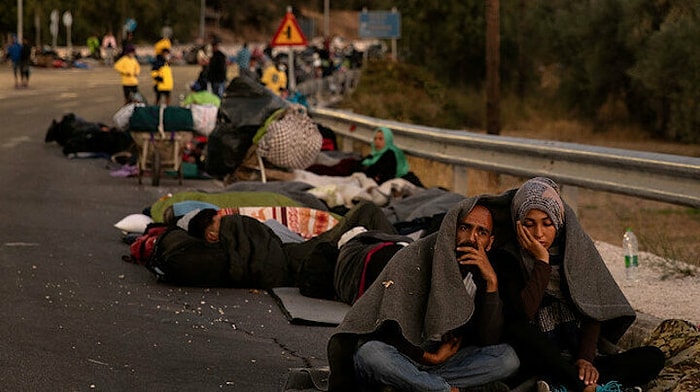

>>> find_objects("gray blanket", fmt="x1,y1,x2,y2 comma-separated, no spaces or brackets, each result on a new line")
327,194,506,391
498,193,636,343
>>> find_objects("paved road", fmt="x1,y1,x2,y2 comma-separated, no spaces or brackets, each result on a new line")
0,64,335,391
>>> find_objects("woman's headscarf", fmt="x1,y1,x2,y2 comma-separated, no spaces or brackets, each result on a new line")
361,127,410,178
511,176,565,232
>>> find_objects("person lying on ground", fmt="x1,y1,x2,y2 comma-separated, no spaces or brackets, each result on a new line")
184,201,397,292
327,196,519,392
492,177,664,392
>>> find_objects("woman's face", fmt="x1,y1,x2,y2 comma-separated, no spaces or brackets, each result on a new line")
522,209,557,250
373,131,386,150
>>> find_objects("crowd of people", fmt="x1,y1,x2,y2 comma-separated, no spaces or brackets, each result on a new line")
129,175,666,392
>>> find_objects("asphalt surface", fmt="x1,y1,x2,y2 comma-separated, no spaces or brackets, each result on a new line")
0,63,335,391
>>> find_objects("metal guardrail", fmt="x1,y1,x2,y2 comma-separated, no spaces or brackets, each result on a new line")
308,107,700,209
295,70,362,106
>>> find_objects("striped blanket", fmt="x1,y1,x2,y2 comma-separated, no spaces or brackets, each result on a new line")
219,206,339,240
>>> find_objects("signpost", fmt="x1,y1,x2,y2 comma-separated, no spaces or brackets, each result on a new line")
270,7,308,91
359,8,401,60
62,11,72,59
50,9,59,49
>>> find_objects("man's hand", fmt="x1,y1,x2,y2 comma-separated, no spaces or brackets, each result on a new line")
515,221,549,263
422,336,462,365
575,358,599,386
456,242,498,292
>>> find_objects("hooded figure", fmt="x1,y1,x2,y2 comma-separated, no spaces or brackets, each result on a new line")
361,127,410,184
327,193,519,392
493,177,663,392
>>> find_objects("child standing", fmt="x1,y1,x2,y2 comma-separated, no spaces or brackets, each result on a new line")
113,45,141,104
151,48,173,105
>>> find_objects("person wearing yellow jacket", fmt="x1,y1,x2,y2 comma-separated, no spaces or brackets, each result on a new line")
113,45,141,104
261,60,287,96
151,48,174,105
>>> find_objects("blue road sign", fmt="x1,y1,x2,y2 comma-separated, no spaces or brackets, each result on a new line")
359,11,401,39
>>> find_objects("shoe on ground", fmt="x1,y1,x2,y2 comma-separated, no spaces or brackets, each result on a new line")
595,381,642,392
536,380,567,392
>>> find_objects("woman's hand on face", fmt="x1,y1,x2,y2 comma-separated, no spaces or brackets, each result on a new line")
516,221,549,263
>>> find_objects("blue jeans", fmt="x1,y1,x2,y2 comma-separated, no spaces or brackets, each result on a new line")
210,81,226,98
354,340,519,392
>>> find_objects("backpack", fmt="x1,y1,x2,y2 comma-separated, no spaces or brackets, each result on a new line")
147,228,231,287
123,223,169,265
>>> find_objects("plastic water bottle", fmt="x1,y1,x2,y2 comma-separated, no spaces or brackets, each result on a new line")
623,228,639,281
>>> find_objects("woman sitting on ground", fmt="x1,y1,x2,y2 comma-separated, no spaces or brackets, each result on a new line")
493,177,664,392
305,127,423,187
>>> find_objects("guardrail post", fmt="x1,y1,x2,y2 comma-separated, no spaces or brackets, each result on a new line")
561,184,579,216
453,166,469,196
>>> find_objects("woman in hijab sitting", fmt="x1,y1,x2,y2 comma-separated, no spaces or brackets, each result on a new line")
306,127,423,187
493,177,664,392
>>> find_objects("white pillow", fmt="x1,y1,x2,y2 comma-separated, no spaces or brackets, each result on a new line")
114,214,153,234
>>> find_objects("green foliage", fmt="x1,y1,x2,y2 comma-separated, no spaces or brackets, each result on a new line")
340,60,482,129
628,4,700,142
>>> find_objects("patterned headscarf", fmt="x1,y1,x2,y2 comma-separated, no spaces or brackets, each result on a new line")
511,177,565,232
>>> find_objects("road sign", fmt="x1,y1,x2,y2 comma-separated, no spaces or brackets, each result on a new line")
62,11,72,27
271,11,307,47
359,10,401,39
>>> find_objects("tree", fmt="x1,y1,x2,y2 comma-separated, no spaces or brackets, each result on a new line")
485,0,500,135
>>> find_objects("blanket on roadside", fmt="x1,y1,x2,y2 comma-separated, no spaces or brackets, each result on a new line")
222,181,330,212
219,214,294,288
149,191,301,222
644,319,700,392
219,206,339,240
292,170,420,208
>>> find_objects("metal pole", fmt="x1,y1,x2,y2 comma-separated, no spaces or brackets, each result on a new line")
323,0,330,38
17,0,23,43
199,0,205,39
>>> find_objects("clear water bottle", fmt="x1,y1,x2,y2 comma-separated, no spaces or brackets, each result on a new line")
623,228,639,281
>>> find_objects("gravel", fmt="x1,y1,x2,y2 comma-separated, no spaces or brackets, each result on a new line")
596,241,700,326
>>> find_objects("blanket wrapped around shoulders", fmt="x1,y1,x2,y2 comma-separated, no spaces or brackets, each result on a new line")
497,192,636,344
219,214,295,288
327,195,507,391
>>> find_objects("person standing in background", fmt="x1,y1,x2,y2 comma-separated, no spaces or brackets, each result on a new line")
207,39,228,98
6,35,22,88
118,31,134,60
154,33,172,57
151,48,173,105
236,42,251,73
19,37,32,88
102,31,117,66
114,45,141,104
87,34,101,60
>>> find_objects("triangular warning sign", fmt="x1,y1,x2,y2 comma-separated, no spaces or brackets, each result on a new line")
271,12,308,46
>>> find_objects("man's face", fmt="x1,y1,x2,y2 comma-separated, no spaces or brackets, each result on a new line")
455,205,494,253
205,214,222,243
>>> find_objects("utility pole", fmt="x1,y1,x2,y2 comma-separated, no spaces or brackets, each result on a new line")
17,0,23,42
200,0,205,39
323,0,330,38
485,0,501,135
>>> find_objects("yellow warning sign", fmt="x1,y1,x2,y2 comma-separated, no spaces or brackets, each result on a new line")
271,12,308,46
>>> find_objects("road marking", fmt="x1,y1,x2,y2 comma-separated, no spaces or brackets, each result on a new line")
4,242,39,247
1,136,31,149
